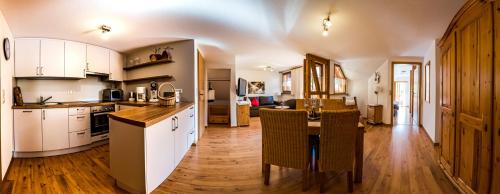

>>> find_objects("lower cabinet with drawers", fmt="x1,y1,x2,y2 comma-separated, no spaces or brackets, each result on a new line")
14,107,94,157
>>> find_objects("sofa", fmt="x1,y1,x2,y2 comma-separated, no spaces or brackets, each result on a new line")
249,96,276,117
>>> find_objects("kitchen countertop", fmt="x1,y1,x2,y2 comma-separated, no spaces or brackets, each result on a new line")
12,100,157,109
108,102,194,128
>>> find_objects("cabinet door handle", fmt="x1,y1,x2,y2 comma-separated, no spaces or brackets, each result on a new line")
22,110,32,113
172,118,176,131
40,66,44,75
36,66,39,75
83,69,86,77
86,62,89,70
190,114,194,118
77,131,86,135
42,110,46,120
176,116,179,129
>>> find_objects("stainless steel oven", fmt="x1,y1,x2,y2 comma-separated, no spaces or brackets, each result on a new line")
90,105,115,142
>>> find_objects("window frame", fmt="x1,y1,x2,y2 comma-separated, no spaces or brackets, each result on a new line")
333,64,348,95
281,71,292,94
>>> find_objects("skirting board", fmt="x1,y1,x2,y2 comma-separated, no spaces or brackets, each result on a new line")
420,126,440,146
14,139,109,158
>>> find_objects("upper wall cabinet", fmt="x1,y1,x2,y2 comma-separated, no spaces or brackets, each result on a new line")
109,50,124,81
65,41,87,78
14,38,65,77
14,38,40,77
86,45,110,74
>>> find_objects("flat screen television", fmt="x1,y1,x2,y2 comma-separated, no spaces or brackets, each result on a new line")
237,78,247,97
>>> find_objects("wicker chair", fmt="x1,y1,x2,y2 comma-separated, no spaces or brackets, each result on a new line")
259,109,310,191
318,110,360,193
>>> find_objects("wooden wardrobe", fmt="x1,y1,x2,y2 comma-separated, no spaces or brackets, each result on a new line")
438,0,499,193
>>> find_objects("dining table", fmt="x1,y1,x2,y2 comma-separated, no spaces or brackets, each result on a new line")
308,121,365,183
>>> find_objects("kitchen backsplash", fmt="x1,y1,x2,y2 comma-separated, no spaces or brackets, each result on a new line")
16,76,112,103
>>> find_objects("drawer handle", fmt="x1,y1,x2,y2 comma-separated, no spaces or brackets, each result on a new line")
77,131,86,135
190,114,194,117
77,116,85,119
22,110,32,113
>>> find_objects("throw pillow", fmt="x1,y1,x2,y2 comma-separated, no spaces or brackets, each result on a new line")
259,96,274,105
251,97,259,107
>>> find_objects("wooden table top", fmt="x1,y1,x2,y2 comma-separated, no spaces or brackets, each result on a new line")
108,102,194,128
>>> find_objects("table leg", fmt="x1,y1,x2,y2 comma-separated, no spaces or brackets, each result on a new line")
354,127,364,183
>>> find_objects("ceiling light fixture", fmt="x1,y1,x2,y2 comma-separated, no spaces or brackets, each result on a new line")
263,65,274,72
322,13,331,37
100,25,112,40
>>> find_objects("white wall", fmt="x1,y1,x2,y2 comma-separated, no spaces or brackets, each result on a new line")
348,79,367,117
0,11,14,180
16,76,112,102
422,40,440,143
235,69,280,97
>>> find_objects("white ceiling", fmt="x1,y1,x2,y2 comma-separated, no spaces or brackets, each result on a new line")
0,0,465,78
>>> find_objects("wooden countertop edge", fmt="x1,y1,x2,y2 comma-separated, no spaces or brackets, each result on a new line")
108,102,194,128
12,101,156,109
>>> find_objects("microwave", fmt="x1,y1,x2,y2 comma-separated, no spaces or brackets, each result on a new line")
102,89,123,101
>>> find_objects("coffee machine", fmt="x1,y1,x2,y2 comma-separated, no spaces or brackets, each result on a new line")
136,87,146,102
149,81,159,102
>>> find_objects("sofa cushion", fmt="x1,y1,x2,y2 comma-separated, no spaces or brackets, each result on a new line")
250,97,259,107
259,96,274,105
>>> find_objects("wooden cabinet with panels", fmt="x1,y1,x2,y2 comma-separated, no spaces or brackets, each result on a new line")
237,103,250,126
367,104,383,125
14,109,42,152
86,44,110,74
109,50,124,81
64,41,87,78
438,0,497,193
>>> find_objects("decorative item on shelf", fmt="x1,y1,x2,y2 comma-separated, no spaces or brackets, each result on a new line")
149,81,159,102
149,48,162,62
158,82,176,106
161,46,173,60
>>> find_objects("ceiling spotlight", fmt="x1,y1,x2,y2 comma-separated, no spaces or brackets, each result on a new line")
100,25,111,40
322,13,331,37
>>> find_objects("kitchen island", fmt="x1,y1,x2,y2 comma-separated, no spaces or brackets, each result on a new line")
108,102,195,194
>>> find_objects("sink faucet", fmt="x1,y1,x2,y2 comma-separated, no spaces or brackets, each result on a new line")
40,96,53,105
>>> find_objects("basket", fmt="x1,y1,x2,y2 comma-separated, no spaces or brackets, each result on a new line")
158,82,176,106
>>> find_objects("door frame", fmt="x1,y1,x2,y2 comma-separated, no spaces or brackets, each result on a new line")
390,62,423,126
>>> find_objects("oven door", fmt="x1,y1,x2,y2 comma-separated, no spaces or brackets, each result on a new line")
91,111,110,136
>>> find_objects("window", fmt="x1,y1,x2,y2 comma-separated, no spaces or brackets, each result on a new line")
333,64,347,94
281,71,292,94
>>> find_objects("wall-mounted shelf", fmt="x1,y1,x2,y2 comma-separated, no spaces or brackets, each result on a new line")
123,59,175,70
123,75,173,83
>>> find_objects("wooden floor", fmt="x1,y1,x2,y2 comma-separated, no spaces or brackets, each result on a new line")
2,117,458,194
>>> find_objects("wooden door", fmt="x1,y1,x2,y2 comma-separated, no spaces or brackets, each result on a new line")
14,38,40,77
40,38,65,77
197,51,206,139
42,108,69,151
64,41,87,78
492,0,500,193
455,2,493,193
440,31,456,176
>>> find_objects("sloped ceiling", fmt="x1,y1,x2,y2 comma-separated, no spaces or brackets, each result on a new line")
0,0,464,78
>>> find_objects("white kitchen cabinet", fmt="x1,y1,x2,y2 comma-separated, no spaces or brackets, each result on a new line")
14,109,42,152
68,114,90,132
109,50,124,81
86,44,110,74
69,130,91,148
145,116,175,192
14,38,40,77
42,108,69,151
173,106,195,166
65,41,87,78
40,38,65,77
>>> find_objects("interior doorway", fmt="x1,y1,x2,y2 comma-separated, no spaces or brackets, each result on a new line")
391,63,421,126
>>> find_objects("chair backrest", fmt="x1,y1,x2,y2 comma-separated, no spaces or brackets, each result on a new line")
319,110,360,172
296,99,305,110
260,109,309,169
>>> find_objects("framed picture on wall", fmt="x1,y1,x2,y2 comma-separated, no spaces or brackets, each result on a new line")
248,81,265,94
425,61,430,103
